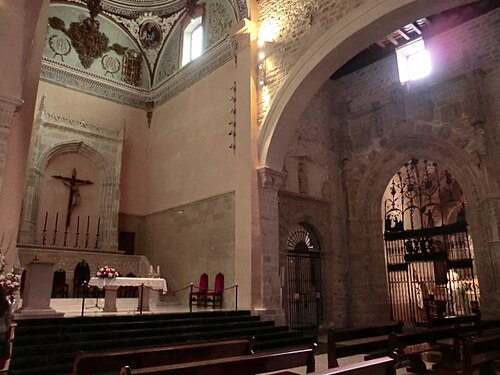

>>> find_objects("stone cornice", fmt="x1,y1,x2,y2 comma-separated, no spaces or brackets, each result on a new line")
0,95,24,112
257,167,287,190
40,36,237,110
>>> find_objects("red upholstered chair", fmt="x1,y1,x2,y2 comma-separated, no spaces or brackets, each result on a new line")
189,273,208,309
206,273,224,309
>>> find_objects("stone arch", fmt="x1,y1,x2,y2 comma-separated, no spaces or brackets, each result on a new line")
347,134,496,320
258,0,478,171
19,141,119,250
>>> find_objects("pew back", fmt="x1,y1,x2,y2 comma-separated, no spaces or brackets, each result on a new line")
72,338,254,375
461,331,500,374
312,357,395,375
120,344,317,375
328,322,403,368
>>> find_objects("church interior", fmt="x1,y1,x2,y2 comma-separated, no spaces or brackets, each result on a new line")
0,0,499,373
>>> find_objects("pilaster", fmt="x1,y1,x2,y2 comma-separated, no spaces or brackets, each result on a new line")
257,166,286,324
0,95,23,195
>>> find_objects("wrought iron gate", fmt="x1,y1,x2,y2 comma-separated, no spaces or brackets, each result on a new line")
384,159,479,324
286,224,323,329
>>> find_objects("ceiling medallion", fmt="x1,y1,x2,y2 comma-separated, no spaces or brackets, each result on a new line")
139,20,162,49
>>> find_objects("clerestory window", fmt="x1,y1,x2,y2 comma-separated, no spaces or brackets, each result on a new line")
396,38,431,84
182,16,203,66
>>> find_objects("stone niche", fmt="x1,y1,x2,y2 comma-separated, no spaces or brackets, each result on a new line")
18,96,124,251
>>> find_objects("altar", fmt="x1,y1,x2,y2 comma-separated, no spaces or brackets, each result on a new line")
89,277,167,312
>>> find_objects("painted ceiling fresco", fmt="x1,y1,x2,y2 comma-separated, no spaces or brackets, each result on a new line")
43,0,242,91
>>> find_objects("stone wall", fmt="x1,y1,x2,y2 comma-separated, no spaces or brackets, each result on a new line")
139,192,236,308
316,7,499,323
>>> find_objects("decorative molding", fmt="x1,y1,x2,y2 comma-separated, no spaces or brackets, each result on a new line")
257,167,287,191
153,36,235,104
40,36,236,109
41,113,125,143
41,58,150,108
65,0,186,17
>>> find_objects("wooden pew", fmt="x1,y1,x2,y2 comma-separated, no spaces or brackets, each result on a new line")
72,338,254,375
387,322,478,372
120,344,317,375
311,357,396,375
434,327,500,374
327,322,403,368
460,331,500,374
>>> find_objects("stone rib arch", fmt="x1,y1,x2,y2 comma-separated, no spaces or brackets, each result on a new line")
258,0,478,171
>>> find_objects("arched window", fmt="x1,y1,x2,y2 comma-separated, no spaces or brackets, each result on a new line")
182,16,203,66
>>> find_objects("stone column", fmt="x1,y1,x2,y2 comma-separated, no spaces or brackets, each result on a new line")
476,197,500,319
257,167,286,325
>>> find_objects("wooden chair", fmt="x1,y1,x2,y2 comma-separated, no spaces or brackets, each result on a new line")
51,269,69,298
189,273,208,309
206,273,224,308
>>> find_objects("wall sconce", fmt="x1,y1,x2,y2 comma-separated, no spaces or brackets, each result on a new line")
257,18,278,88
257,39,268,87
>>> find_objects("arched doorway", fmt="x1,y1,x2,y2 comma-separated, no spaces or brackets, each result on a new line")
286,223,322,329
382,159,480,324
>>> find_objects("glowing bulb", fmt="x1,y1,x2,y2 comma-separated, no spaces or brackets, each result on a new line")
259,18,279,42
257,39,265,48
258,51,266,60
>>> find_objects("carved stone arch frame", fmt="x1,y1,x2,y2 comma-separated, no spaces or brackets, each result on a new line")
18,98,124,251
348,134,496,319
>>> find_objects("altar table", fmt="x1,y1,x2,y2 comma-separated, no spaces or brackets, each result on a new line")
88,277,167,312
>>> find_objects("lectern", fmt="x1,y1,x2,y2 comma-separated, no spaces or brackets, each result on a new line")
16,260,64,318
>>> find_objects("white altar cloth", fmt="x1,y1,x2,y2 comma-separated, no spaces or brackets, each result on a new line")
88,277,167,312
89,277,167,291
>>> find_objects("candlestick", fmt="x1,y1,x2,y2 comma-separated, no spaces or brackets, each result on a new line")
157,265,160,274
43,212,48,230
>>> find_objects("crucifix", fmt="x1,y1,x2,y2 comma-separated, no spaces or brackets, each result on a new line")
52,168,93,229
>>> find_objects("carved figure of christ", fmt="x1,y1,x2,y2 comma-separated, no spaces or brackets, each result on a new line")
52,168,93,229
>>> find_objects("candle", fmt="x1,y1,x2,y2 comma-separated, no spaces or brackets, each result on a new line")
54,212,59,229
150,265,153,274
86,216,90,233
76,216,80,234
96,217,101,235
157,265,160,274
43,211,48,230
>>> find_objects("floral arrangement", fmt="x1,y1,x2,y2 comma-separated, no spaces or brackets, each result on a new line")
0,250,20,304
0,272,20,302
96,266,119,278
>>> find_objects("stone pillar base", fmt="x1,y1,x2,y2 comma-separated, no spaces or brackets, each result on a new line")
254,308,286,326
14,308,64,319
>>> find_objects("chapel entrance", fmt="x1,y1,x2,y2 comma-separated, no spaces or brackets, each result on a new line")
383,159,480,325
286,223,323,329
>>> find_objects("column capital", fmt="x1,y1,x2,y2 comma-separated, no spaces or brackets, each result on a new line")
257,166,286,191
0,94,23,130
